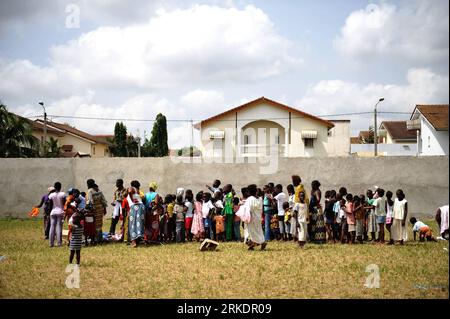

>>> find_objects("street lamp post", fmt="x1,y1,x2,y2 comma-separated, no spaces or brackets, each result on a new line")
39,102,47,156
374,98,384,157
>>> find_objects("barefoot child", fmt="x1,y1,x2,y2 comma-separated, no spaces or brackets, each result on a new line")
69,211,84,265
233,196,241,241
390,189,408,245
410,217,437,242
191,192,205,241
345,194,356,244
385,191,394,241
354,195,365,244
174,195,187,243
293,191,308,248
184,190,194,241
373,188,386,243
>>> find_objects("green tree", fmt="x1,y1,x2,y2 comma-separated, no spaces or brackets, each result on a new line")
0,103,39,158
365,126,375,144
142,113,168,157
111,122,128,157
126,135,139,157
45,137,61,158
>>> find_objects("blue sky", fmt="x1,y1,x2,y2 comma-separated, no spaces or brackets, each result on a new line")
0,0,448,148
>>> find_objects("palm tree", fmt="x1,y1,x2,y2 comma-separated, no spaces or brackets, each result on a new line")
0,103,39,158
46,137,61,158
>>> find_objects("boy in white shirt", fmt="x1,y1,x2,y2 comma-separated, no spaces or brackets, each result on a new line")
274,184,287,241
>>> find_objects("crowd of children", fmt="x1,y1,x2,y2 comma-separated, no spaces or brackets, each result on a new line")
37,176,448,265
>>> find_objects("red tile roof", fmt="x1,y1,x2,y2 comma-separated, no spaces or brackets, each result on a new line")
412,105,449,130
380,121,416,141
35,120,110,144
194,97,334,129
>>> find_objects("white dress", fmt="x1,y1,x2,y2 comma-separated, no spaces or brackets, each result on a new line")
245,196,265,244
392,198,408,241
289,194,298,237
294,202,308,242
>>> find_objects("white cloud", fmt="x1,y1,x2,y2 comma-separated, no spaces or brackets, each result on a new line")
0,4,298,104
334,1,449,64
0,0,161,32
180,89,226,118
296,68,449,133
14,92,187,146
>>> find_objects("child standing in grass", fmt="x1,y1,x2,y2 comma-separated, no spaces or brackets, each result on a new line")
202,192,215,240
389,190,408,245
354,195,365,244
385,191,394,242
233,196,241,242
191,192,204,241
339,198,348,244
69,211,83,265
324,190,335,243
293,191,308,248
365,189,377,242
270,213,280,240
345,194,356,244
274,184,287,241
174,195,186,243
283,202,292,240
184,190,194,242
214,212,225,241
287,184,298,241
333,193,342,241
163,195,175,243
373,188,386,243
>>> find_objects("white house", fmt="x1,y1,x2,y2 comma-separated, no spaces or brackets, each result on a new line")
408,105,448,156
194,97,350,158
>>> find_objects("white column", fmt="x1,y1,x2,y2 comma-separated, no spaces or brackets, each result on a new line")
284,129,289,157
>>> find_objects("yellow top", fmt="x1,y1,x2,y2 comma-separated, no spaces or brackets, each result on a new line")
167,203,174,218
294,184,309,204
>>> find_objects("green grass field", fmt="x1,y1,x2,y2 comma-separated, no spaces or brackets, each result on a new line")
0,218,448,299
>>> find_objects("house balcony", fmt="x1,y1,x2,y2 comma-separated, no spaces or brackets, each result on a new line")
240,143,288,157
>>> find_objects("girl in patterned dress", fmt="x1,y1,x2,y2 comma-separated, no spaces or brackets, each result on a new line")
191,192,205,241
69,211,84,265
309,180,326,244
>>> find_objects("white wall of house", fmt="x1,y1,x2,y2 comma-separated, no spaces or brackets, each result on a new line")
198,102,349,158
325,121,350,156
420,116,449,156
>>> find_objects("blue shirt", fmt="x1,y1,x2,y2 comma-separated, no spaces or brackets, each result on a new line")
145,192,157,207
78,196,86,209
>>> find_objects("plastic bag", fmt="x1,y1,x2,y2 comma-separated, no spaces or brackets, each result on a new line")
236,204,251,224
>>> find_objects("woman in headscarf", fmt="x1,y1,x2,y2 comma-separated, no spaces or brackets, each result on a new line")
127,187,146,247
144,181,159,242
86,179,107,244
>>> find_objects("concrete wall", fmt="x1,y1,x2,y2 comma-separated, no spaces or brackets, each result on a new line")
351,143,419,156
0,157,448,218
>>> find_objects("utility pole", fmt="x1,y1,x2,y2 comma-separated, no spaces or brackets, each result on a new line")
137,128,141,158
374,98,384,157
39,102,47,157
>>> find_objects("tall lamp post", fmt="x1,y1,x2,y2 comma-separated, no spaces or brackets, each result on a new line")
374,97,384,157
39,102,47,156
